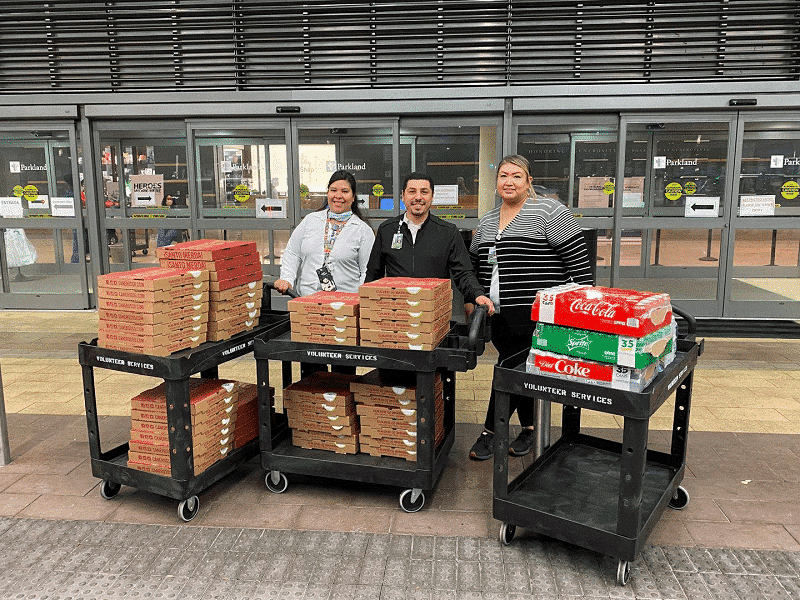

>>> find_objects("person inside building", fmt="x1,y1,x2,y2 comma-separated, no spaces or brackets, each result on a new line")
156,194,188,248
274,170,374,296
365,172,495,317
468,155,594,461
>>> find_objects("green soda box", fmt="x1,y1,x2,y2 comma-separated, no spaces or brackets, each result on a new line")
532,321,675,369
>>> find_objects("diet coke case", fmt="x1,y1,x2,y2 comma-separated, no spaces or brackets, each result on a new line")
531,283,672,337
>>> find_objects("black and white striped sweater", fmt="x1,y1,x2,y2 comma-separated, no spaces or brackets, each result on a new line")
469,196,594,324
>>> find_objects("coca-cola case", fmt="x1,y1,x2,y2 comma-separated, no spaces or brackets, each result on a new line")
531,283,672,338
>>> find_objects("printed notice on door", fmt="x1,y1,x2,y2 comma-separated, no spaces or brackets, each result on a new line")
739,195,775,217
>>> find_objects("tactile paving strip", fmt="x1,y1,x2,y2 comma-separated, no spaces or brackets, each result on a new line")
1,516,800,598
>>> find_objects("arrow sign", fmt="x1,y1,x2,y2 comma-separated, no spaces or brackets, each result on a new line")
685,196,719,218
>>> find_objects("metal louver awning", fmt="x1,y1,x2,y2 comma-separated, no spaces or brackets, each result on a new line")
0,0,797,94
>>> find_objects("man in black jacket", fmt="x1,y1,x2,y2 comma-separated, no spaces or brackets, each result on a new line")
365,172,494,316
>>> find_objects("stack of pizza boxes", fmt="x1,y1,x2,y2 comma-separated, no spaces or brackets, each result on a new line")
287,291,360,345
528,283,676,392
156,239,263,342
127,378,274,475
96,267,209,356
127,378,238,476
350,369,445,461
358,278,452,350
283,371,360,454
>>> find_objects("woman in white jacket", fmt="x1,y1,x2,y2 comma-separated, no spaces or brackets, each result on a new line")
275,170,374,296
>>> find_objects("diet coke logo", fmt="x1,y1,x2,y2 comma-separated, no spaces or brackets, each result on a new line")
569,299,617,319
539,356,591,378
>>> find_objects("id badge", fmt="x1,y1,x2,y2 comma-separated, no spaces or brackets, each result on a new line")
316,265,337,291
487,246,497,265
391,232,403,250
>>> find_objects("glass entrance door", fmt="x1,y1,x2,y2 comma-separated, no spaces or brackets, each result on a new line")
0,127,90,309
725,115,800,317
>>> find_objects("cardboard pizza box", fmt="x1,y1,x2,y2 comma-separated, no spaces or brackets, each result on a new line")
98,304,208,326
290,322,358,338
290,332,360,346
359,302,451,325
99,318,207,338
287,291,360,316
127,459,172,476
159,251,260,272
98,267,208,291
209,280,263,302
289,312,358,328
531,283,672,337
291,429,359,454
359,277,451,301
155,239,257,262
359,295,449,313
209,272,263,293
97,280,209,302
359,320,450,345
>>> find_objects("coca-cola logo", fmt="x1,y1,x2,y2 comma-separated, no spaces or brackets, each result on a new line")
555,359,591,377
539,356,591,378
570,299,617,318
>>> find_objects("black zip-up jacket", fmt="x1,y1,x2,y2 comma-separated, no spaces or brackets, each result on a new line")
364,213,486,304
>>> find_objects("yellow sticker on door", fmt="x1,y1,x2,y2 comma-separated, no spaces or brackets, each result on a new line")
664,182,682,201
781,181,799,200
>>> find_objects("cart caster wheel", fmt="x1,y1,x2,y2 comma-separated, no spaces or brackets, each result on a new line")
142,249,148,256
99,480,121,500
499,522,516,546
399,488,425,513
668,485,690,510
265,471,288,494
616,559,631,586
178,496,200,522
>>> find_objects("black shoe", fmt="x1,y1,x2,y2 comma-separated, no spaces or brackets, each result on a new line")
509,428,536,456
469,431,494,461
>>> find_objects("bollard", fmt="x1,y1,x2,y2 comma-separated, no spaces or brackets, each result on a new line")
0,363,10,465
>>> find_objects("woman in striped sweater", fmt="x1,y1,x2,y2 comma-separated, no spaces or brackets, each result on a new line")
468,155,594,460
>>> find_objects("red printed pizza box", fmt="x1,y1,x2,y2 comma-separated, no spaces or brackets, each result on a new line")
291,430,359,454
359,320,450,345
209,280,263,302
286,399,357,419
99,327,206,349
208,311,259,333
360,310,450,333
289,312,358,328
360,294,450,313
361,339,437,352
98,303,209,325
209,262,264,282
531,283,672,337
211,294,261,311
130,426,169,446
287,410,359,430
290,331,360,346
98,267,209,291
356,404,417,421
287,415,360,436
291,322,359,338
127,459,172,476
97,290,208,313
193,406,238,429
284,373,357,406
359,277,451,301
158,251,260,272
100,337,202,356
235,382,261,404
358,413,418,431
359,302,451,325
209,271,263,292
526,348,660,393
99,317,207,338
129,439,171,456
359,436,418,461
359,423,418,441
209,302,259,322
287,291,360,316
350,369,428,404
234,430,258,449
128,449,171,467
97,280,210,302
156,239,258,262
206,323,256,343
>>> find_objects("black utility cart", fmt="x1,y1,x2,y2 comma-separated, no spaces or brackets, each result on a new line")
492,309,703,586
78,310,290,522
254,306,487,513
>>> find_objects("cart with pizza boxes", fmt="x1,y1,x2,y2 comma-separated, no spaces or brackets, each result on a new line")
491,283,703,586
254,277,487,512
79,240,292,522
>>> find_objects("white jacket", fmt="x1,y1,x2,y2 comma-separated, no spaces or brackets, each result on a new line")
279,210,375,296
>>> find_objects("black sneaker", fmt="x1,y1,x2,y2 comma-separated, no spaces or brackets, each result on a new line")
509,428,536,456
468,431,494,461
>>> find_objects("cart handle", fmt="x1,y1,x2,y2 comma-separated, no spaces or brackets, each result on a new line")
467,304,488,352
671,303,696,339
264,278,300,299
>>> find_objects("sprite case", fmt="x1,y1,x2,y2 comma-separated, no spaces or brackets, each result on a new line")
532,321,675,369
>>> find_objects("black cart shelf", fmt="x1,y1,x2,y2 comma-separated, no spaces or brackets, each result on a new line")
78,311,291,521
492,335,703,585
254,307,487,513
